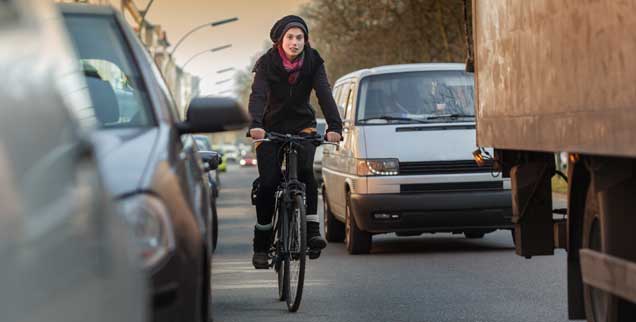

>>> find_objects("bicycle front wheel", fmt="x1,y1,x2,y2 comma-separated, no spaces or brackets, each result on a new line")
285,194,306,312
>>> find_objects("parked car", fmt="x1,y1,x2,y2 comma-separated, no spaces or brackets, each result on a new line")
194,134,222,190
321,63,513,254
220,143,240,163
0,1,146,322
191,135,220,251
239,152,257,167
313,118,327,185
58,4,248,322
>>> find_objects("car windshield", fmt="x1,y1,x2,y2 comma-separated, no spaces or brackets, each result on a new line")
357,70,474,124
62,14,154,128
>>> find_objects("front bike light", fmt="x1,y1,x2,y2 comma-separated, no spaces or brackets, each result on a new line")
356,159,399,176
118,193,175,270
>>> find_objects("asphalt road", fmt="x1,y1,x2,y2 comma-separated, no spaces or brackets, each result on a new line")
211,165,577,322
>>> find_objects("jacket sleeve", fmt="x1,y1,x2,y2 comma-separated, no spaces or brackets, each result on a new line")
248,63,268,130
312,64,342,134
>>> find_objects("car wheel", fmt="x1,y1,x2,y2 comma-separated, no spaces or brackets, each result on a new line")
323,186,345,242
345,191,371,254
212,202,219,252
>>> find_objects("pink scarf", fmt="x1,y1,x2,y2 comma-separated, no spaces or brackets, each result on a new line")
277,45,304,85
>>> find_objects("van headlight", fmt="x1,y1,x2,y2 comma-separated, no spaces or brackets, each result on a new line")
119,194,175,269
356,159,399,176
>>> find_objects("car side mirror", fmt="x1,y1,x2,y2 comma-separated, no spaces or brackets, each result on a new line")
177,96,250,134
199,150,220,171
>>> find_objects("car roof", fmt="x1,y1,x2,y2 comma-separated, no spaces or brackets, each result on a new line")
335,63,467,85
56,3,116,15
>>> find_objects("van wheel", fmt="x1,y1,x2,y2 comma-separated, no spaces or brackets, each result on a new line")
345,191,371,254
582,185,636,322
323,187,345,242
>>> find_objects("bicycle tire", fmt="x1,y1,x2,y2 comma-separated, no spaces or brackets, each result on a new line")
285,194,306,312
275,201,287,301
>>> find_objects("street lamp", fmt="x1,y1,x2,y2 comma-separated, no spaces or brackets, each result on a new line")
217,67,235,74
170,17,238,56
181,44,232,70
215,78,232,85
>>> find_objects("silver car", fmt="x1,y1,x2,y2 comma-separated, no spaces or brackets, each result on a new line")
0,1,146,321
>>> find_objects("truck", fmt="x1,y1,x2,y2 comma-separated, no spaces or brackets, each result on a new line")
470,1,636,321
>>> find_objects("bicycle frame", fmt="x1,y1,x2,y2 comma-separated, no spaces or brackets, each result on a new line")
271,141,306,267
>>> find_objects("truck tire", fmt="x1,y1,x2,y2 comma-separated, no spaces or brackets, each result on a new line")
464,231,486,239
582,185,636,322
345,191,371,254
323,186,345,242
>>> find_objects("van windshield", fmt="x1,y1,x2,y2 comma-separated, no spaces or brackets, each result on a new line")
357,70,474,124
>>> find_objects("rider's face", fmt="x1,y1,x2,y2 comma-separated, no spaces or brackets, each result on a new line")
281,27,305,59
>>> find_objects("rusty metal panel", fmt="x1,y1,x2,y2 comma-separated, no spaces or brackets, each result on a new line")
473,0,636,157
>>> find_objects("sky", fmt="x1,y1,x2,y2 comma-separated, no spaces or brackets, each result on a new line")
139,0,310,95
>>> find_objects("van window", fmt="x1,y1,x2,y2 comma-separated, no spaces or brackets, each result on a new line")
344,85,355,120
357,71,474,124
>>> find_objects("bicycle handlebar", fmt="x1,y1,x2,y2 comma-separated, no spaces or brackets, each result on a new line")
251,131,339,147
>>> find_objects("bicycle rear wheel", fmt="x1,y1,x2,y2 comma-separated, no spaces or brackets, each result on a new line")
285,194,306,312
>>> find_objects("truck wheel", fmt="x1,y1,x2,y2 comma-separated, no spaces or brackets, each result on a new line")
582,185,636,322
345,191,371,254
323,187,345,242
464,231,486,239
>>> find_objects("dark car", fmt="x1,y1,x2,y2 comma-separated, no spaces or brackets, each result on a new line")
239,152,257,167
190,135,220,251
58,4,248,322
194,134,222,190
1,1,147,322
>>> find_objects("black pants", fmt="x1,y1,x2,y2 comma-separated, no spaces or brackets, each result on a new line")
255,141,317,226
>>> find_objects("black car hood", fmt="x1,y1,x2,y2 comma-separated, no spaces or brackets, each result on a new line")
92,127,159,197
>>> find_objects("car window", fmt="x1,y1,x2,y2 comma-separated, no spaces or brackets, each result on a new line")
62,14,155,128
357,71,474,124
315,121,327,135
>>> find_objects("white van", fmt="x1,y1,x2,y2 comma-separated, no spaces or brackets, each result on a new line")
321,63,513,254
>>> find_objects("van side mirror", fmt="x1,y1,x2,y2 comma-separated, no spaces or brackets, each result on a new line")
198,150,220,171
177,96,250,134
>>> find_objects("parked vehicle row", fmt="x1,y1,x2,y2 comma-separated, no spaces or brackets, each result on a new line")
2,2,248,322
321,63,514,254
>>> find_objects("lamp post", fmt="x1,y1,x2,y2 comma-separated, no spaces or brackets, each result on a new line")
181,44,232,70
215,78,232,85
216,67,235,74
170,17,238,56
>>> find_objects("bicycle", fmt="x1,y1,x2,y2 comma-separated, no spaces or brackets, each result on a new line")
253,131,336,312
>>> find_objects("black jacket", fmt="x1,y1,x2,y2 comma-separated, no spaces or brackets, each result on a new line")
248,47,342,135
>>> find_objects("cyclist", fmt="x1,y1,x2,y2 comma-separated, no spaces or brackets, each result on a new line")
248,15,342,269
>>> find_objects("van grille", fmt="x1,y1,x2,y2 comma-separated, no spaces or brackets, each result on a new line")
401,181,503,193
399,160,493,175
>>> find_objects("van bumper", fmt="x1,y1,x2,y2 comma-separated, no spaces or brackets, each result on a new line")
349,190,513,233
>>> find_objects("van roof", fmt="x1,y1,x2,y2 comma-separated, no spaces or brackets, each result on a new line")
335,63,467,85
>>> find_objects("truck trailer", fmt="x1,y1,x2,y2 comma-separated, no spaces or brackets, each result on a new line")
470,1,636,321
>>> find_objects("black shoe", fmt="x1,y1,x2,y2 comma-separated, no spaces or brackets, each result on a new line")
307,249,321,260
307,221,327,251
252,226,272,269
252,252,269,269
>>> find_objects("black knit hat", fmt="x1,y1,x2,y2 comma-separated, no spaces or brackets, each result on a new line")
270,15,309,43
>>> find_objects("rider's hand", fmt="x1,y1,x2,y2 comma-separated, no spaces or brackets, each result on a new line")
250,128,266,140
326,131,341,143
